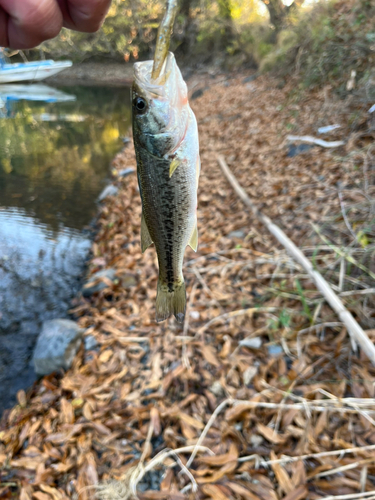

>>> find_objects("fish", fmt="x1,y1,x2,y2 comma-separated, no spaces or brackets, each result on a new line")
132,52,200,324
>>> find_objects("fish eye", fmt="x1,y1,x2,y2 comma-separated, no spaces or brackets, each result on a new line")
133,97,147,114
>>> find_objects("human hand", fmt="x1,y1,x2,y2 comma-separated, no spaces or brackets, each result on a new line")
0,0,112,49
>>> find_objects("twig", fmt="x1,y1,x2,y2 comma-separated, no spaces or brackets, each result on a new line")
217,154,375,365
312,224,375,281
230,400,375,415
95,445,212,500
186,399,233,468
313,458,375,479
287,135,345,148
319,491,375,500
339,288,375,297
338,191,359,243
238,443,375,466
297,322,343,336
139,419,154,465
197,307,278,334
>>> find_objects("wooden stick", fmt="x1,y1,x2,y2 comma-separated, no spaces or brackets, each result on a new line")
217,154,375,365
287,135,345,148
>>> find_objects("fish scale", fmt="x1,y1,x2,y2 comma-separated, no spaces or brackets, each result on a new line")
137,153,194,286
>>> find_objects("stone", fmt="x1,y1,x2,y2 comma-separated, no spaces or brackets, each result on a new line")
209,380,225,397
82,268,117,297
228,230,246,239
267,344,283,356
118,167,135,178
33,319,84,375
97,184,118,202
239,337,262,349
84,335,98,351
243,366,258,385
250,434,264,446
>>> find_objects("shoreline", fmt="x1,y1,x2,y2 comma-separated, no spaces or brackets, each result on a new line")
46,62,134,87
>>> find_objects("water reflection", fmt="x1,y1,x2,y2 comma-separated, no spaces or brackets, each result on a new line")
0,84,131,413
0,208,91,408
0,84,131,230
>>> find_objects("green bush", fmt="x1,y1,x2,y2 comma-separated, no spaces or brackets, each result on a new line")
256,0,375,96
259,28,298,73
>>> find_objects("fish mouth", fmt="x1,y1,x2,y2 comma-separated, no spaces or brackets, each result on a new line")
133,52,186,102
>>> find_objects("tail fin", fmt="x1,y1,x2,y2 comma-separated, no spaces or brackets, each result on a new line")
156,280,186,324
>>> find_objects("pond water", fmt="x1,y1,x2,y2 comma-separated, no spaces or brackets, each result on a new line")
0,84,132,415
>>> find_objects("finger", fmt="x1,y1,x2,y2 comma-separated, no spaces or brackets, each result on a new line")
0,0,63,49
57,0,111,33
0,8,9,47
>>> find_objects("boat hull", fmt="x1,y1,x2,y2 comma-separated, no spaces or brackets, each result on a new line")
0,61,73,84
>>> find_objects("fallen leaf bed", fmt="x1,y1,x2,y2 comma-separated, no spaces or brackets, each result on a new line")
1,71,374,500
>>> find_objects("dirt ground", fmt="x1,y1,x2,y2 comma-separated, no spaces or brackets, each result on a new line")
1,71,375,500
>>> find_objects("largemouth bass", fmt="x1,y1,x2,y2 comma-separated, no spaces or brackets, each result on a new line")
132,52,200,324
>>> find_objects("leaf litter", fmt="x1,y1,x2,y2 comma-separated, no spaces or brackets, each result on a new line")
0,72,374,500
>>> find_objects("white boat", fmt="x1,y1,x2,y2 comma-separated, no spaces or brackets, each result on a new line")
0,60,72,84
0,84,76,103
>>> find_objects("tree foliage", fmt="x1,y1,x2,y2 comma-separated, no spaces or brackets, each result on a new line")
38,0,268,62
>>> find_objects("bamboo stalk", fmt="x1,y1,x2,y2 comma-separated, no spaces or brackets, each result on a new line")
216,154,375,365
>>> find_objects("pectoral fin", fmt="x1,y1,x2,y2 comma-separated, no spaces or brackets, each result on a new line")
188,222,198,252
141,213,153,253
169,158,181,178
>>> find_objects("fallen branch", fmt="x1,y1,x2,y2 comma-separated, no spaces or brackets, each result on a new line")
320,492,375,500
239,443,375,467
287,135,345,148
217,154,375,365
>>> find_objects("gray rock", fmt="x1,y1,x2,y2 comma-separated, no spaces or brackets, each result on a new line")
118,168,135,178
84,335,99,351
82,268,117,297
243,74,258,83
228,230,246,239
97,184,118,202
239,337,262,349
243,366,258,385
33,319,84,375
267,344,283,356
250,434,264,446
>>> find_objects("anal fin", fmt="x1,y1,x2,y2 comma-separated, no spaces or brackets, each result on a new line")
141,213,153,253
188,223,198,252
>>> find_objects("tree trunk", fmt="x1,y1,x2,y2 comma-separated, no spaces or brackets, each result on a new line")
261,0,305,33
175,0,197,56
